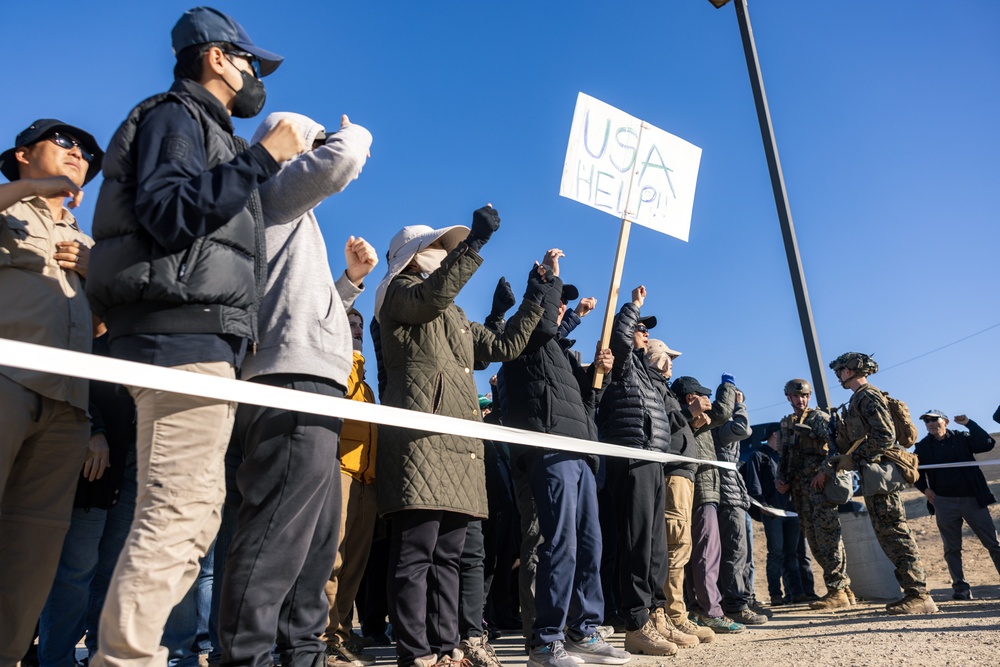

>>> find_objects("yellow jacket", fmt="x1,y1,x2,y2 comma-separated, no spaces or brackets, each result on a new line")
340,351,377,483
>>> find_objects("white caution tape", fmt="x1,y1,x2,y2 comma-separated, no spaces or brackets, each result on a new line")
0,338,736,470
749,496,797,518
918,459,1000,470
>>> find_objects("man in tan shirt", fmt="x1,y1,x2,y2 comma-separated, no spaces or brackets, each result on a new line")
0,118,105,666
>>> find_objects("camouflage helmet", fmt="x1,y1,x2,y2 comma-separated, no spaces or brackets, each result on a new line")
829,352,878,376
784,378,812,396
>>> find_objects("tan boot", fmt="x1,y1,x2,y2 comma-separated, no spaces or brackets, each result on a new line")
809,588,851,611
845,586,857,605
886,594,938,615
624,618,678,656
674,616,715,644
651,607,699,649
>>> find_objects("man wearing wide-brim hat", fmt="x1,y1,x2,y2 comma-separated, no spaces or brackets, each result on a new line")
0,117,105,664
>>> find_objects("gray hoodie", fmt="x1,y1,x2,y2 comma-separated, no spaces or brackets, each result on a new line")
242,112,373,387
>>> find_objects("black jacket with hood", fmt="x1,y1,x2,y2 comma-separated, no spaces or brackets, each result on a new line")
502,276,599,467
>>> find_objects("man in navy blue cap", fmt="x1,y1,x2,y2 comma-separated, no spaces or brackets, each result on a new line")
85,7,304,667
0,117,104,667
914,409,1000,600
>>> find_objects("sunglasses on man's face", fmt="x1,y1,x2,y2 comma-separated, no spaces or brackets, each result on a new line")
225,50,262,78
635,325,648,333
47,133,94,163
921,417,940,423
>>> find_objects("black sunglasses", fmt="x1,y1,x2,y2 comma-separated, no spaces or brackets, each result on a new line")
636,325,648,333
225,50,261,78
48,133,94,163
921,417,940,423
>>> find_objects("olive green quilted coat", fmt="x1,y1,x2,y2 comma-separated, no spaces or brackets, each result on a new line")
376,243,543,518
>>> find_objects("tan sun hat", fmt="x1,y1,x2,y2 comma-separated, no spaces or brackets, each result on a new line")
373,224,469,322
645,338,682,373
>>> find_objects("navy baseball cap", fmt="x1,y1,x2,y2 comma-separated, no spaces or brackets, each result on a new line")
0,119,104,184
171,7,283,77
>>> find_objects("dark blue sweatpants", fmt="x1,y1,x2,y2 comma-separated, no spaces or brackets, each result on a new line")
529,452,603,646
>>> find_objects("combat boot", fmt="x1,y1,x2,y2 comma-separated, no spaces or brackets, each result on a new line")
886,594,938,615
808,588,851,611
624,619,678,656
845,586,857,605
674,616,715,643
651,607,699,649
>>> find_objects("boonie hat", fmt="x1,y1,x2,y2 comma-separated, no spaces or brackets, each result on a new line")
0,119,104,184
919,409,948,421
671,376,712,398
172,6,284,76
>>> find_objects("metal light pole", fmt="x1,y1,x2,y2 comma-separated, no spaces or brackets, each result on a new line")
711,0,832,408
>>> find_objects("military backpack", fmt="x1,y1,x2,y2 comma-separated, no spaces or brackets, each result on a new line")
881,391,919,449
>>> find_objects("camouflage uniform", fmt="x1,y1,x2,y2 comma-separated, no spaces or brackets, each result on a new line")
841,383,928,597
779,408,850,592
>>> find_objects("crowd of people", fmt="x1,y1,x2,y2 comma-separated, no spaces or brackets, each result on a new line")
2,6,999,667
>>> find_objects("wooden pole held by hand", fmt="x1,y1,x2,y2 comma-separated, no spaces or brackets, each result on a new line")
593,219,631,389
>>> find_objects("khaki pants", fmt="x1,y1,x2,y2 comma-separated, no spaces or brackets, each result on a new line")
324,472,378,646
663,475,694,623
0,374,89,667
92,362,235,667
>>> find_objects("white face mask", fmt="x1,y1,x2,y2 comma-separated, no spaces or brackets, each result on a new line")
411,247,448,274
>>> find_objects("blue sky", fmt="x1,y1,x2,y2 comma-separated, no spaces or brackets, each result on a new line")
4,0,998,429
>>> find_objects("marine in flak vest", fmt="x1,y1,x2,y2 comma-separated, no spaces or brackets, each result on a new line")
774,378,853,610
828,352,937,615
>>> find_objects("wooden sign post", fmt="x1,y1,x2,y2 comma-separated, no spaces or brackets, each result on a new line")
558,92,703,387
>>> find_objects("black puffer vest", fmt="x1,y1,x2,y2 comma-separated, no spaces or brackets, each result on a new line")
87,85,264,341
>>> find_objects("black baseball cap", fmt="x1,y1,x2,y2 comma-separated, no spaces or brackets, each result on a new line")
670,376,712,397
171,6,284,77
0,119,104,184
638,315,657,330
560,283,579,304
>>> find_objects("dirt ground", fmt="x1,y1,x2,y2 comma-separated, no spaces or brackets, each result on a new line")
53,436,1000,667
478,443,1000,667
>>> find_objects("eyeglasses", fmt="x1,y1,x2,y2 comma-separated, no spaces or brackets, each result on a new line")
636,325,648,333
47,133,94,163
225,50,261,78
921,417,940,423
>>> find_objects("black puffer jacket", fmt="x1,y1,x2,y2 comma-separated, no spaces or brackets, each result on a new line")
88,80,267,341
713,400,752,509
503,276,598,453
650,373,698,481
596,302,671,451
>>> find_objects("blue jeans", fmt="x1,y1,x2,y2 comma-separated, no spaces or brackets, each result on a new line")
36,444,141,663
761,515,804,601
84,447,139,658
529,452,603,645
163,546,216,667
38,507,109,667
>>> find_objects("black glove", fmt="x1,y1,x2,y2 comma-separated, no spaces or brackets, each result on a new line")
523,262,554,304
491,277,515,316
466,206,500,253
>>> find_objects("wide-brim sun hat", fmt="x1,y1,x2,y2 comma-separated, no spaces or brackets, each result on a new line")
0,118,104,184
373,224,469,322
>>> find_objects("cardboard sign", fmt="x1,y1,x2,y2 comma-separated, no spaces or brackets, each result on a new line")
559,93,702,242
